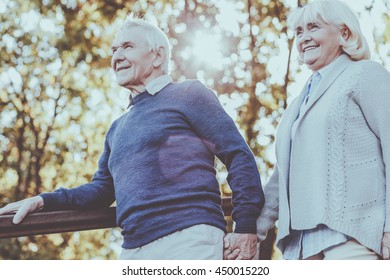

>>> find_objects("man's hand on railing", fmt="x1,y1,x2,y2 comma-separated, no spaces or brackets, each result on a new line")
0,196,44,224
223,232,257,260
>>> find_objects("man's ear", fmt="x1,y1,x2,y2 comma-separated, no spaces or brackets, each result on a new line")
152,46,166,68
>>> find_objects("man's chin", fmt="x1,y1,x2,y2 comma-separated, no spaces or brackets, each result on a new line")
117,80,133,89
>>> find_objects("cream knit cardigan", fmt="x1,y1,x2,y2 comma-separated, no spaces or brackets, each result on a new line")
257,55,390,255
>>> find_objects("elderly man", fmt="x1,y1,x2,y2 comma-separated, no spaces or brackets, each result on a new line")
0,16,264,260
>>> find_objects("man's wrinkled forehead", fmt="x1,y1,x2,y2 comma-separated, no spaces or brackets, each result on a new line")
111,30,130,47
111,26,144,48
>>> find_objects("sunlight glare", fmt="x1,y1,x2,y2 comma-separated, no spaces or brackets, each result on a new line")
0,1,7,14
191,31,224,68
216,0,244,35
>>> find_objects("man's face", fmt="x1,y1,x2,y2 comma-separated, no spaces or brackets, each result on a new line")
111,26,156,91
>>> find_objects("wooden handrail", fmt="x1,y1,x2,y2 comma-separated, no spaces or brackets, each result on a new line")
0,197,233,239
0,207,117,239
0,197,275,259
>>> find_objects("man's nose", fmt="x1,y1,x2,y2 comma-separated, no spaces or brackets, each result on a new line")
111,51,125,69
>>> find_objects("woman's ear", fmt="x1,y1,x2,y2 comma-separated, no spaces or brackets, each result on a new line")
152,46,166,69
340,26,351,41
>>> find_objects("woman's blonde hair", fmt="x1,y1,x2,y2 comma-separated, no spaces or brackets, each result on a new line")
288,0,370,60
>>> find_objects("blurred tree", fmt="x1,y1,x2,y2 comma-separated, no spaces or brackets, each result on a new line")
1,0,292,259
158,0,293,188
0,0,128,259
1,0,389,259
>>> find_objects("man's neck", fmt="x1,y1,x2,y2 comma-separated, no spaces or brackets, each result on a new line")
125,71,165,95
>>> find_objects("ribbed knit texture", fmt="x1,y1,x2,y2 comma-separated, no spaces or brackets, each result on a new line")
257,56,390,255
41,80,264,249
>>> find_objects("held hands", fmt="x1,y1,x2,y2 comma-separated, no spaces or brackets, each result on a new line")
0,196,44,224
223,233,257,260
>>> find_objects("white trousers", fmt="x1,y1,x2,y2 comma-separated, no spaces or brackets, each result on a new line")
119,224,224,260
305,239,380,260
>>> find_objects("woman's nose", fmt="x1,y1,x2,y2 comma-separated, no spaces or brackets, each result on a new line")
300,30,312,43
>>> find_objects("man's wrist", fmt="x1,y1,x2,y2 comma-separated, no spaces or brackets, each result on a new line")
234,226,257,234
34,195,44,210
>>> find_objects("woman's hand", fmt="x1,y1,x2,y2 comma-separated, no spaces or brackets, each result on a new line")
382,232,390,259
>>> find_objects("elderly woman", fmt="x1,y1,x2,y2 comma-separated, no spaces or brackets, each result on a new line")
255,0,390,260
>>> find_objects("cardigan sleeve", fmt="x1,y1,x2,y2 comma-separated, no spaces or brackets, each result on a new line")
357,61,390,231
256,164,280,242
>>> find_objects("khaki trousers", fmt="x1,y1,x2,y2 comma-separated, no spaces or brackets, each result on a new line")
305,239,380,260
119,224,224,260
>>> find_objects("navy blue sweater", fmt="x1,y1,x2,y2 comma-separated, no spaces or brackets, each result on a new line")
40,80,264,249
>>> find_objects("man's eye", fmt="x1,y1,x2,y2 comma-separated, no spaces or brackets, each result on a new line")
112,48,117,54
124,44,133,49
295,30,303,37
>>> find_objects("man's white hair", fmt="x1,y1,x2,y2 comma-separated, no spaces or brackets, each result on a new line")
121,14,171,73
288,0,370,61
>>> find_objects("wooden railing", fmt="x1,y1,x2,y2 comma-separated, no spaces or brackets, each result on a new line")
0,197,275,259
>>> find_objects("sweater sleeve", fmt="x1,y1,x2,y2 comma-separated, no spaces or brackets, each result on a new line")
39,136,115,211
184,80,264,234
357,61,390,232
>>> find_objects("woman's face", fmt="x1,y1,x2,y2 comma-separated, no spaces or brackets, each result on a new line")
295,19,343,71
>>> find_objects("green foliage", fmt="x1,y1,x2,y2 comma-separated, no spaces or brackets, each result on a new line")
0,230,116,260
0,0,126,259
